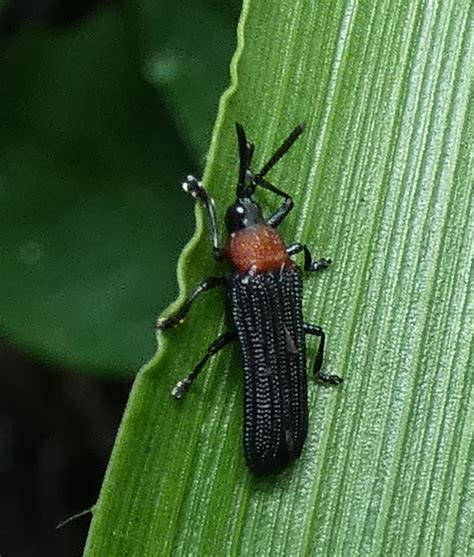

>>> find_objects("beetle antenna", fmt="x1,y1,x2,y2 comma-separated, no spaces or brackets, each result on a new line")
256,123,305,179
236,122,255,198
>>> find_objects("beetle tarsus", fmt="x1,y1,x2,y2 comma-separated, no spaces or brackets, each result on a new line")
157,276,226,332
310,258,332,272
316,371,343,385
170,332,234,398
287,243,331,272
171,378,192,399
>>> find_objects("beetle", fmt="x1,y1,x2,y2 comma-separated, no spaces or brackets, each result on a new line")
157,123,342,474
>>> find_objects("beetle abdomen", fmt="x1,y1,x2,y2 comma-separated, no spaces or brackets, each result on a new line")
227,266,308,474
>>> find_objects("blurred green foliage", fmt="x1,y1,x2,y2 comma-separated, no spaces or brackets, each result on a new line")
0,1,239,375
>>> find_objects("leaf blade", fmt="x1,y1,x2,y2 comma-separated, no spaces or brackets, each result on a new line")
85,0,473,554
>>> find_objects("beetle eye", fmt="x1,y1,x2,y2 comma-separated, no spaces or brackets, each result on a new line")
225,203,246,232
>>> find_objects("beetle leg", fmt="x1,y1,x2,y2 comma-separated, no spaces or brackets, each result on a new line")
171,331,235,399
181,175,225,261
286,243,332,272
157,276,226,331
255,176,294,228
303,323,342,384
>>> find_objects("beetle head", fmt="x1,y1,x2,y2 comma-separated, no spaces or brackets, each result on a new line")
224,123,262,232
225,196,263,232
229,122,305,232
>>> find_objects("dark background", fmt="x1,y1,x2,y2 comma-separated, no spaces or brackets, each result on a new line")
0,0,238,554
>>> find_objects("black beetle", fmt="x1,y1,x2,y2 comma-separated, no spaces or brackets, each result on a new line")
157,123,342,474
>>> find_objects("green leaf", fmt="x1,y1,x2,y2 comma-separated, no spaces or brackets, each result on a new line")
85,0,473,554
